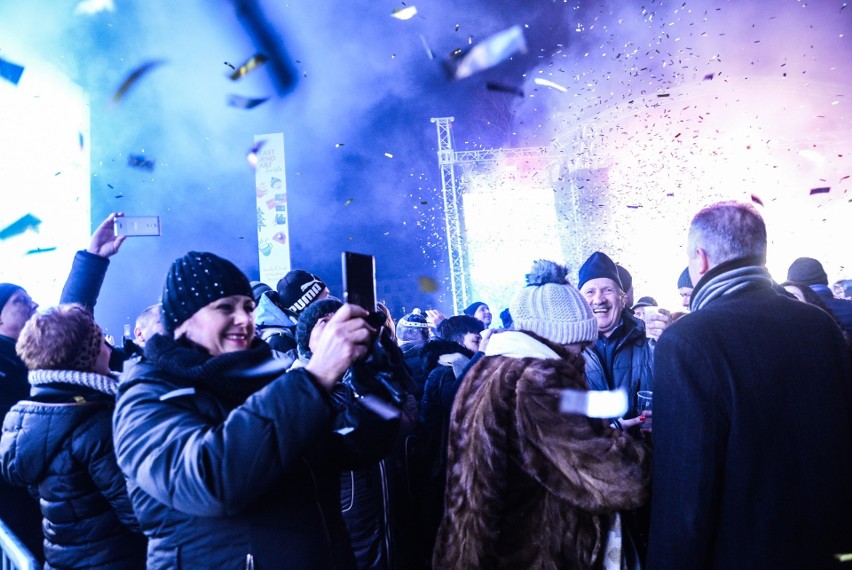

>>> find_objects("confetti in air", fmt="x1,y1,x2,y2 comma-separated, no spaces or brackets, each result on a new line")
391,6,417,20
0,57,25,86
112,60,166,104
228,54,269,81
418,276,438,293
128,154,156,171
226,95,269,109
533,77,568,92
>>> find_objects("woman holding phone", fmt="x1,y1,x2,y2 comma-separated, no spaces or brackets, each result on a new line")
113,251,399,569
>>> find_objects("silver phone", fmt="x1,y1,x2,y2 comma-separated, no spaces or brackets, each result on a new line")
114,216,161,237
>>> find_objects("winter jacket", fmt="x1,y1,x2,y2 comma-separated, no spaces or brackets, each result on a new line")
434,331,650,569
811,284,852,337
417,347,474,562
583,312,653,417
402,339,472,401
649,259,852,570
0,335,43,559
0,250,111,561
0,371,145,569
113,335,399,570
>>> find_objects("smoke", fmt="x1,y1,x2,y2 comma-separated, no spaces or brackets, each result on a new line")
1,0,849,332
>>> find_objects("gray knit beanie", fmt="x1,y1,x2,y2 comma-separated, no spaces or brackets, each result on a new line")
510,260,598,345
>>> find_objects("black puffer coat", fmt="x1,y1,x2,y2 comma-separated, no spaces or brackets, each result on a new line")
113,335,399,570
0,375,145,569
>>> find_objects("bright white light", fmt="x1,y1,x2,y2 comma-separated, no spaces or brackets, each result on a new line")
0,58,90,306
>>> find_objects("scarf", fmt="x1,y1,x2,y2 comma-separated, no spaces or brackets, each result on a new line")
484,330,561,360
690,256,773,312
29,369,119,396
142,334,280,408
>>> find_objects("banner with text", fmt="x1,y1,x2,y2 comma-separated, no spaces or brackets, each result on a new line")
254,132,291,285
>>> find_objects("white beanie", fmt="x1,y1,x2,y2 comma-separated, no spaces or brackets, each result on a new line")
510,260,598,345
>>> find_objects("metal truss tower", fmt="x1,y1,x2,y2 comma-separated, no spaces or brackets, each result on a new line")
431,117,555,315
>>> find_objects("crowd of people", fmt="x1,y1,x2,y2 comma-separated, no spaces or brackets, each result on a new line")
1,202,851,569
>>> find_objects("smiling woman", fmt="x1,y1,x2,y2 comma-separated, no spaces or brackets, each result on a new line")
112,251,401,569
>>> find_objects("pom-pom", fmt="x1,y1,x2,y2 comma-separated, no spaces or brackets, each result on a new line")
525,259,569,286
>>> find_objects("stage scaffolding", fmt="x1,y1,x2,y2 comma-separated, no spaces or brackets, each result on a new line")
430,117,574,315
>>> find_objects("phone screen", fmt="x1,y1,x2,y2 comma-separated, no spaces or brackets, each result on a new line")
114,216,161,237
342,252,376,312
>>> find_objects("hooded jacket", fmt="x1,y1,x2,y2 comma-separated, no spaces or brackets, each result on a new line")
434,331,650,569
0,373,145,569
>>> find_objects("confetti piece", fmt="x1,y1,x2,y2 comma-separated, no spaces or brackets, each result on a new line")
533,77,568,92
227,94,269,109
419,34,435,60
336,143,345,148
0,56,25,86
809,187,831,195
455,23,460,32
384,152,394,158
247,140,266,167
657,93,670,97
391,5,417,20
418,276,438,293
112,60,166,104
750,194,764,206
450,25,527,80
25,247,57,255
344,198,354,206
54,172,61,176
228,54,268,81
128,154,155,171
74,0,114,15
703,73,715,80
224,62,236,70
0,214,41,240
486,81,524,97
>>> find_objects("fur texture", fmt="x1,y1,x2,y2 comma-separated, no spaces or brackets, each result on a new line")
527,259,570,286
434,331,650,569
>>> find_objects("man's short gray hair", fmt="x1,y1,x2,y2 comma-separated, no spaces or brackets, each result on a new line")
688,201,767,265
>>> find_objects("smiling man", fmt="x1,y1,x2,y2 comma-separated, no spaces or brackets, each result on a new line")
578,251,654,422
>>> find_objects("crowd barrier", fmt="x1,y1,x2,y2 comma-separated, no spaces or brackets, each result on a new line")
0,518,37,570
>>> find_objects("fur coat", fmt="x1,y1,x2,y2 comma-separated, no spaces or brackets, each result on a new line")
433,330,650,569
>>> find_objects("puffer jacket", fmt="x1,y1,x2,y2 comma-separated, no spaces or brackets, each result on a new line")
0,372,146,569
583,311,654,417
113,335,399,570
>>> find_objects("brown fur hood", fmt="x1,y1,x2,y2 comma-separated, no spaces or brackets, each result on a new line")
433,330,650,569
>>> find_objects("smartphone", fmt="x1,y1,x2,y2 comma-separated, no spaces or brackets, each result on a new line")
114,216,161,237
342,251,377,312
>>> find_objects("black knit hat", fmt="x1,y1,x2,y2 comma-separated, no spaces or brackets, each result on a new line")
276,270,327,315
632,296,658,310
787,257,828,286
616,264,633,292
0,283,24,312
296,298,343,360
677,267,693,289
161,251,252,334
463,301,486,316
578,252,622,290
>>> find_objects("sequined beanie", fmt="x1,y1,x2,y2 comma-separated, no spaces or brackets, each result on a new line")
161,251,253,335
